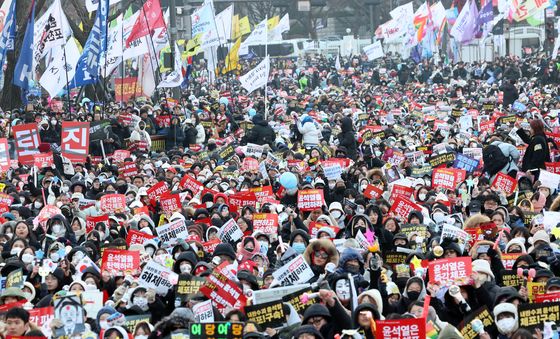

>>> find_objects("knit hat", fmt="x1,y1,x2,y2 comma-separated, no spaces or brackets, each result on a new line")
505,238,526,253
213,243,236,261
96,305,117,328
472,259,494,279
493,302,518,320
528,230,550,252
302,304,332,325
291,325,324,339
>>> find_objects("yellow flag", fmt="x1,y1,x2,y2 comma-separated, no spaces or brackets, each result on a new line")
239,16,251,36
267,16,279,31
232,14,240,39
223,38,241,74
183,34,202,59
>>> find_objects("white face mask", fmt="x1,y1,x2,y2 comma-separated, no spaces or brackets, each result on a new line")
34,201,43,209
359,184,367,193
50,253,60,262
134,296,149,310
335,279,351,300
331,210,342,220
5,232,12,238
51,119,57,126
22,253,34,264
180,263,192,274
418,193,427,201
99,320,109,330
52,224,63,234
135,336,148,339
497,317,517,334
10,247,22,256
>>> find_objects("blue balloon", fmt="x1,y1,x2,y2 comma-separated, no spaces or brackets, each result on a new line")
219,97,229,106
248,108,257,117
280,172,298,189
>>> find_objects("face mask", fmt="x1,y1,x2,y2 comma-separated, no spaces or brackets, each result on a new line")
359,184,367,193
5,232,12,238
292,242,306,254
136,336,148,339
99,320,109,330
328,183,336,190
34,201,43,209
72,252,85,265
134,296,148,310
484,208,495,216
356,206,365,214
51,119,57,126
335,186,345,193
10,247,22,256
52,224,63,234
146,247,155,256
259,241,269,254
22,253,34,264
85,283,97,291
346,264,360,274
418,193,427,201
50,253,60,262
180,263,192,274
407,291,420,301
510,215,521,224
497,318,517,334
205,201,213,208
335,279,351,300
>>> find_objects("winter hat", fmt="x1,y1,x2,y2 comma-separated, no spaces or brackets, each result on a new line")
291,325,324,339
505,238,526,253
493,302,518,320
23,282,36,301
472,259,494,279
528,230,550,252
302,304,332,325
316,227,335,239
213,243,236,261
96,305,117,328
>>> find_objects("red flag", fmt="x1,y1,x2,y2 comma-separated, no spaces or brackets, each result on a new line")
125,0,166,47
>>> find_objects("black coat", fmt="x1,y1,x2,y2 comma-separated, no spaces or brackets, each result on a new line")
501,82,519,108
337,117,357,160
183,126,198,147
517,129,550,171
246,115,276,146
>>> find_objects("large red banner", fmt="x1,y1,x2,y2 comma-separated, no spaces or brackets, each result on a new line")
61,121,90,162
13,124,41,165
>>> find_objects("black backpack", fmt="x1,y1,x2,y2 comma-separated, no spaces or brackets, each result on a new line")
483,144,509,176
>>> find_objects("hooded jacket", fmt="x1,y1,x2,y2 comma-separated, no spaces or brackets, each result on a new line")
352,303,380,339
246,114,276,146
130,121,153,149
297,115,321,146
303,238,339,281
337,117,357,160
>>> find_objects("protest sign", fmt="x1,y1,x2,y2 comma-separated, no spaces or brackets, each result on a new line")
13,124,41,165
282,288,317,314
518,302,560,329
440,224,469,252
539,170,560,191
193,299,214,323
147,181,169,202
432,168,460,190
85,215,109,234
53,294,85,338
229,192,257,210
61,121,90,162
202,238,221,254
126,229,156,246
389,196,422,220
308,222,339,238
121,161,138,177
453,153,479,173
189,323,244,339
6,268,24,289
458,306,495,339
245,300,285,329
156,219,189,244
545,162,560,174
322,161,342,180
218,145,235,160
160,193,181,215
363,184,383,199
252,213,278,234
112,150,130,163
492,172,517,196
249,186,275,203
297,189,325,211
272,254,314,286
527,281,546,301
384,251,409,266
375,317,425,339
428,257,472,286
123,314,152,333
390,184,414,202
33,152,54,168
217,218,244,243
0,138,10,172
428,152,456,168
29,306,54,338
501,270,523,288
245,143,264,158
100,194,127,213
501,253,522,270
179,174,204,194
242,157,259,172
139,260,179,295
199,263,246,309
176,275,206,299
101,249,140,275
81,290,104,318
535,291,560,303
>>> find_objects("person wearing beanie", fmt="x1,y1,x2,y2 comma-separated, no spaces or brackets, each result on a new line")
493,302,519,337
472,259,500,305
289,229,310,254
173,251,198,275
505,238,526,253
301,292,352,339
213,243,237,264
352,303,380,339
291,324,324,339
96,305,117,333
103,325,131,339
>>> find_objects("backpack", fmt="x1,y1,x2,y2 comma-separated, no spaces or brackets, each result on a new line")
483,144,509,176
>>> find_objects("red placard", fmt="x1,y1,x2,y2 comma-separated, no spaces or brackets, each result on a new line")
13,124,41,165
308,221,340,238
390,184,414,202
100,194,127,213
161,193,181,215
375,317,425,339
101,249,140,275
241,157,259,172
249,186,275,203
33,152,54,168
287,160,308,172
389,196,422,220
0,193,13,206
363,184,383,200
297,189,325,211
121,162,138,177
126,229,156,246
428,257,472,286
501,253,522,270
252,213,279,234
112,150,131,164
479,119,495,134
155,115,171,128
0,138,10,172
115,77,143,102
147,181,169,202
432,168,463,190
86,215,109,233
492,172,517,196
28,306,54,327
61,121,90,162
202,238,221,254
547,132,560,148
535,291,560,303
545,162,560,174
229,192,257,209
199,262,247,309
0,204,10,214
179,174,203,195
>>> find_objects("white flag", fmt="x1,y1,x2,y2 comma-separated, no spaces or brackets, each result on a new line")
240,18,267,55
335,54,341,70
269,13,290,41
101,14,124,78
39,38,80,97
33,0,72,67
240,56,270,94
363,41,384,60
123,11,150,61
158,44,183,88
139,54,156,97
215,5,233,44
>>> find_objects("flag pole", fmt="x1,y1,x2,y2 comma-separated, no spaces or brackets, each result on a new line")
264,16,268,121
55,2,72,113
139,0,164,90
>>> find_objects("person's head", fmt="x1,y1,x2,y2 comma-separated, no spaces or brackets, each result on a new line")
312,248,329,267
408,300,424,318
529,119,545,136
303,304,331,331
494,303,518,335
133,322,152,339
491,211,505,227
5,308,30,336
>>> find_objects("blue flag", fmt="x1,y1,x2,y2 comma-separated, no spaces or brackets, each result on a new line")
71,0,109,87
478,0,493,26
0,0,16,85
13,1,35,104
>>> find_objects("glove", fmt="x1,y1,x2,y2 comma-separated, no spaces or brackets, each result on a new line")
146,288,156,304
112,285,127,301
123,274,134,286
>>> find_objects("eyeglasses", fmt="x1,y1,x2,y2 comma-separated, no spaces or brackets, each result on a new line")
314,251,329,259
307,317,325,326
